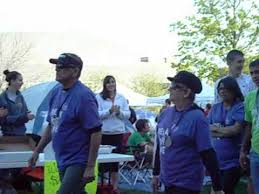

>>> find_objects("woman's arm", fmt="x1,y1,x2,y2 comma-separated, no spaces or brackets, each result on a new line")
200,148,223,191
96,95,111,119
211,122,243,137
5,114,29,126
116,97,130,120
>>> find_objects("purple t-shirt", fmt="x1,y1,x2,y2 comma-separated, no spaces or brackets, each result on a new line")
208,101,244,170
157,106,212,191
47,81,102,170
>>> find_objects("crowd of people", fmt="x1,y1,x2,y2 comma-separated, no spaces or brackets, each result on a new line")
0,50,258,194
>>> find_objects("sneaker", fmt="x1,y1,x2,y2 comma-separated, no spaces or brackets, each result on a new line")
112,189,120,194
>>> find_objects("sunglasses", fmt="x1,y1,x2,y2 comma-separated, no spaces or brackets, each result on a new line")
170,82,186,90
56,65,76,70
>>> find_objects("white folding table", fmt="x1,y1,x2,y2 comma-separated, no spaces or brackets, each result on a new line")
0,153,45,169
0,153,134,168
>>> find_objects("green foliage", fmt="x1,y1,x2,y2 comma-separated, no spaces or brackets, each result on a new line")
170,0,259,81
131,74,168,97
81,70,108,92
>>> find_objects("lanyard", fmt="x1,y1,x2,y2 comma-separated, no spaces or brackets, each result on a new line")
55,91,70,118
170,104,196,133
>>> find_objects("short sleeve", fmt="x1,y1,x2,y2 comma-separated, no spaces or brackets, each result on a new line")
78,94,102,130
207,106,214,124
244,94,252,123
46,88,57,123
130,133,143,146
232,102,245,124
194,113,213,152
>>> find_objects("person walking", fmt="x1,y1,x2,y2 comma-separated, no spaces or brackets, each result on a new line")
152,71,224,194
28,53,102,194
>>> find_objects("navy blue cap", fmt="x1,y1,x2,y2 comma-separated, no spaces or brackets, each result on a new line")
167,71,202,94
49,53,83,69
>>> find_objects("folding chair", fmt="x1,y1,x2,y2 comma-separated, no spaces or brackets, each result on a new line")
119,145,153,185
118,132,134,185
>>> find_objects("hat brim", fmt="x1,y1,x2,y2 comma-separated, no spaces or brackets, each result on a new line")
49,58,59,64
167,77,175,82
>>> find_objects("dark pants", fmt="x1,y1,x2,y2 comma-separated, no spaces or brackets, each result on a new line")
99,134,123,173
165,185,199,194
57,164,86,194
221,166,241,194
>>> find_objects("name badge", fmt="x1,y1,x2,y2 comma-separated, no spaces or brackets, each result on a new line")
165,136,172,147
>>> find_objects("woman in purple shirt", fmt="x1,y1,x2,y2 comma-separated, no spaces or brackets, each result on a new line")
153,71,224,194
208,76,245,194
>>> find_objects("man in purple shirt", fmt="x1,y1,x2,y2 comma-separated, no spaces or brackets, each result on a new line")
28,53,102,194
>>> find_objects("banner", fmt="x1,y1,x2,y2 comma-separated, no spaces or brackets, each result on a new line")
44,161,98,194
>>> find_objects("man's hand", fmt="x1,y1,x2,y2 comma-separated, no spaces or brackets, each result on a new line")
239,150,249,170
28,151,39,168
213,191,225,194
211,189,225,194
152,176,159,193
82,166,95,185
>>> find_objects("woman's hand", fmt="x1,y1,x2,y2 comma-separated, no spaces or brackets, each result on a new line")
152,176,160,193
114,105,120,115
210,124,220,132
27,111,35,120
239,150,249,170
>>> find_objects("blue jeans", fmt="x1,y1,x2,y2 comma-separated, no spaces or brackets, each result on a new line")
250,150,259,194
57,164,87,194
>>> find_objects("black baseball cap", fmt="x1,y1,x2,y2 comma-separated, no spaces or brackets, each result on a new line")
167,71,202,94
49,53,83,69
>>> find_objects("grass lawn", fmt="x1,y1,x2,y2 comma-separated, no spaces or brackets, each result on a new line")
121,182,247,194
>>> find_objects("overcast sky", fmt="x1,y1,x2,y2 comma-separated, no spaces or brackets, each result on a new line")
0,0,196,67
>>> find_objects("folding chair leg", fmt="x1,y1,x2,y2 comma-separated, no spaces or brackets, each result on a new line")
119,171,132,185
119,161,133,185
133,171,146,185
132,157,147,185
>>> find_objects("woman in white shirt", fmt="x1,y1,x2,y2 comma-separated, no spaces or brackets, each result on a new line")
96,75,130,194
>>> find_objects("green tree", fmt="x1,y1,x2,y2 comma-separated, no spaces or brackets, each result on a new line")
81,70,108,92
170,0,259,81
131,74,168,97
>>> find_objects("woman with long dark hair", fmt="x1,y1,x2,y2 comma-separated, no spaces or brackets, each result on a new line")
96,75,130,194
0,70,34,135
209,76,245,194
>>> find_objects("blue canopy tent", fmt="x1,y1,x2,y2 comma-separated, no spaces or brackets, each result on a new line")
22,81,60,134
